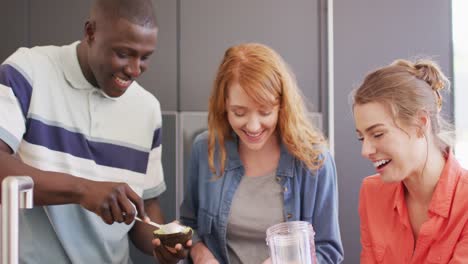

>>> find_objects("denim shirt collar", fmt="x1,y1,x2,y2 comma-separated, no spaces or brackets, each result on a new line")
224,133,295,177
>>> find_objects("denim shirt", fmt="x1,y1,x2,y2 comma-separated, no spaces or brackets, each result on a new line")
180,131,344,264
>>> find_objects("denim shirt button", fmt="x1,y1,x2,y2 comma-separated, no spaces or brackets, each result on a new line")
283,187,288,192
287,213,293,219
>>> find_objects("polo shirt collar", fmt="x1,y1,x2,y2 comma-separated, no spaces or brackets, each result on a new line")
60,41,120,101
61,41,94,90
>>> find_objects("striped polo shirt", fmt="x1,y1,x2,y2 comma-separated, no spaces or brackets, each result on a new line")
0,42,165,263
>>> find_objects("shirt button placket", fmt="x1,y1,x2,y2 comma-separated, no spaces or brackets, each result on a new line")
88,91,94,135
89,90,100,136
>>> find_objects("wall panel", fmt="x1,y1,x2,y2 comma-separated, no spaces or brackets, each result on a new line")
0,0,29,61
179,0,321,112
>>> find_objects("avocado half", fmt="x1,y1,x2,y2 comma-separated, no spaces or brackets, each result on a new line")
153,226,193,248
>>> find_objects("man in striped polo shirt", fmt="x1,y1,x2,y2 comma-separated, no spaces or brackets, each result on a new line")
0,0,189,263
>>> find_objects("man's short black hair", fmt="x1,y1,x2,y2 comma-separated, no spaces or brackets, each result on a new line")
92,0,157,28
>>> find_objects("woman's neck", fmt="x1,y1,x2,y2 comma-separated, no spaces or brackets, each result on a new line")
238,133,281,177
403,146,446,206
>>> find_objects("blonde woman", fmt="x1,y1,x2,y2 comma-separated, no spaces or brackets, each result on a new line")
180,43,343,264
353,59,468,263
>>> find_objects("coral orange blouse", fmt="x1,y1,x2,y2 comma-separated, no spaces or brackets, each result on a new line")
359,151,468,263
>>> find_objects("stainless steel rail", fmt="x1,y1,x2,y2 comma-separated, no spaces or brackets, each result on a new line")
1,176,34,264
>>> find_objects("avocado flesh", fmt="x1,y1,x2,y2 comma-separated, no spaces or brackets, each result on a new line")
153,226,193,248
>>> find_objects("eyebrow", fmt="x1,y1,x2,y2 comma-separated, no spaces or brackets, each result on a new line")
228,105,247,109
114,46,154,57
356,123,385,133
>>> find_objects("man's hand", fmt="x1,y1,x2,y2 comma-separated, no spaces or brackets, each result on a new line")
78,180,145,225
153,238,192,264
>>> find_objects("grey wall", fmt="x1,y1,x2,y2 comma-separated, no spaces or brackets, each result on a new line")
28,1,92,45
333,1,452,263
179,0,321,112
138,1,179,111
0,0,28,61
0,0,323,112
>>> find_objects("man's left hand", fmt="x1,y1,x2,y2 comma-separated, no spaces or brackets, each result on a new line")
153,238,192,264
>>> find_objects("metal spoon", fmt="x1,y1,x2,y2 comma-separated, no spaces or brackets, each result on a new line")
134,216,185,233
126,202,186,233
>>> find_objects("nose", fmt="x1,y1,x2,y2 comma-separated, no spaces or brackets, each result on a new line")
124,58,142,78
361,138,376,159
246,114,261,132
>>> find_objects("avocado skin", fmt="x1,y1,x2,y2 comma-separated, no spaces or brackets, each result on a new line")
153,228,193,248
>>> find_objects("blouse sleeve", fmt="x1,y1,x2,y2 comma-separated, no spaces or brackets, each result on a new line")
312,151,344,263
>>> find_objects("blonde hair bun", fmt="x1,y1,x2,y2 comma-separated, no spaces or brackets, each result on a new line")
393,59,449,92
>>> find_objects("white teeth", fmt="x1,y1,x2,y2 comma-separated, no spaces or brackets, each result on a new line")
373,159,390,168
115,76,130,86
245,130,262,137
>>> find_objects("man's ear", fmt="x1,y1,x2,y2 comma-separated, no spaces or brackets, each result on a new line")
84,20,96,44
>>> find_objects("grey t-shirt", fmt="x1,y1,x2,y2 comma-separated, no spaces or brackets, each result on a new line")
227,171,284,264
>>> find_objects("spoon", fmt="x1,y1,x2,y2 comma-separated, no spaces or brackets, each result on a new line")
125,203,186,233
134,216,186,234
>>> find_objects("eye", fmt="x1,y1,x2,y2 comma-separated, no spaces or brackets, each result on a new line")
357,137,364,142
233,111,245,117
260,111,272,116
373,133,384,138
116,51,128,59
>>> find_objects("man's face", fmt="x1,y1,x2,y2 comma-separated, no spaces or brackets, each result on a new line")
86,18,158,97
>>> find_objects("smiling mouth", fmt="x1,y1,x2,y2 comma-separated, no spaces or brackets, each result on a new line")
243,130,264,139
373,159,392,170
113,75,132,89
